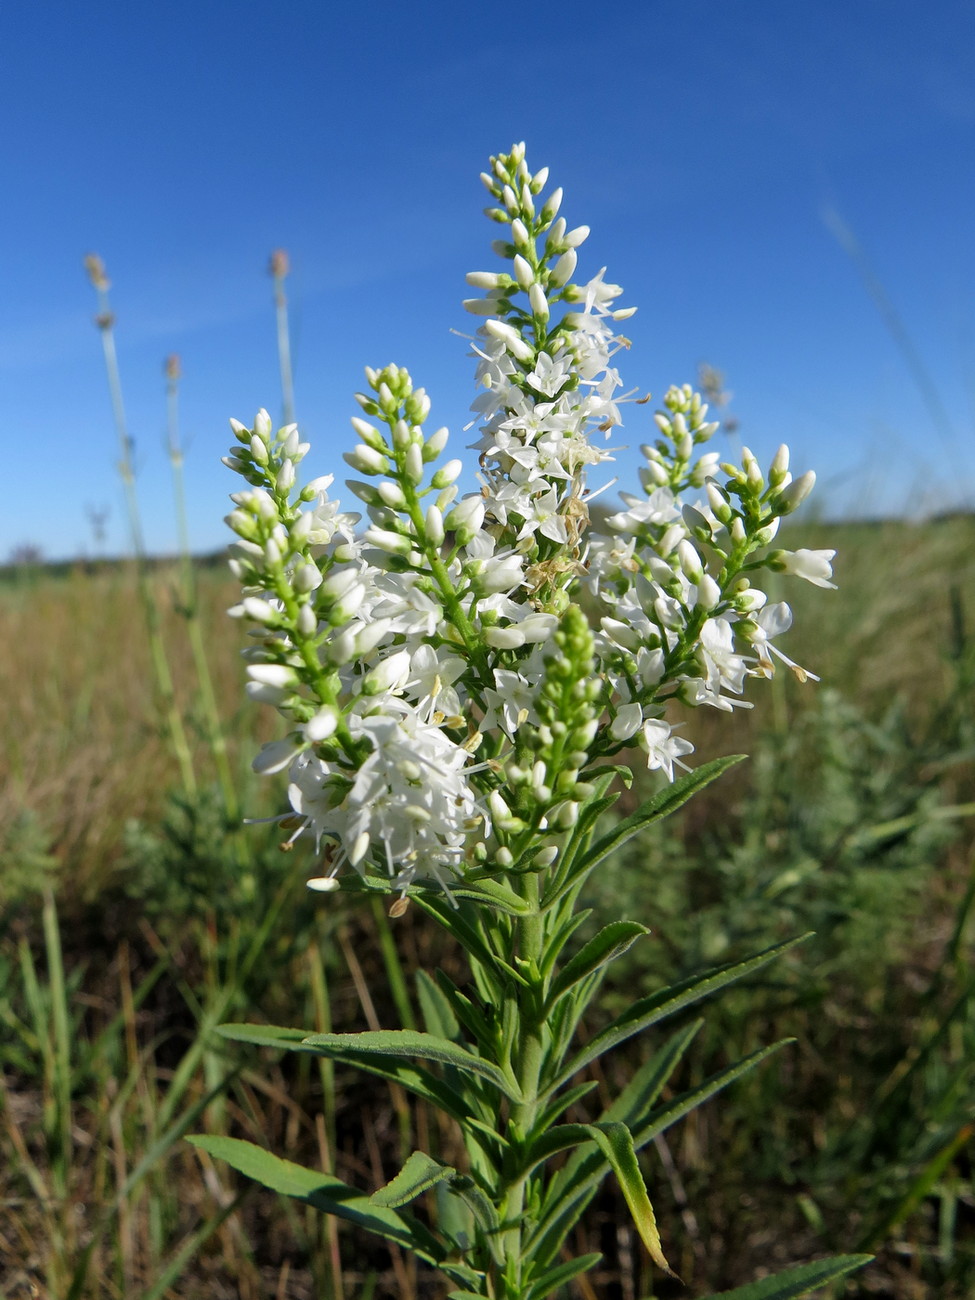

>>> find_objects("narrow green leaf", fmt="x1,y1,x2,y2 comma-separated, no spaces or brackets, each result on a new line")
448,1174,502,1234
416,970,460,1041
414,894,526,989
450,877,533,914
433,970,496,1046
700,1253,873,1299
539,909,592,981
535,1080,600,1132
551,934,807,1089
548,921,650,1006
519,1123,594,1177
188,1135,443,1263
538,1023,700,1253
531,1041,788,1269
300,1029,523,1101
371,1150,456,1208
525,1252,603,1300
217,1023,308,1048
218,1022,475,1124
633,1041,790,1149
603,1020,702,1129
583,1122,673,1276
584,754,744,874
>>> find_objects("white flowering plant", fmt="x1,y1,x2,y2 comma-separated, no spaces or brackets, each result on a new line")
190,146,868,1298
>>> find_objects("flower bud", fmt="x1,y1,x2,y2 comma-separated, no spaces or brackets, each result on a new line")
696,573,722,611
768,443,790,486
467,270,504,289
484,318,535,362
677,539,703,583
364,526,413,556
510,217,529,247
483,625,526,649
513,254,534,289
431,459,462,489
293,564,325,595
540,186,562,223
777,470,816,514
404,442,424,484
296,603,318,637
551,249,577,286
378,481,407,509
422,426,449,461
243,596,278,625
425,504,445,546
343,444,388,476
350,417,386,451
444,495,485,540
463,298,499,316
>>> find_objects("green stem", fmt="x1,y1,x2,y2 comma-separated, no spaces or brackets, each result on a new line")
494,874,546,1300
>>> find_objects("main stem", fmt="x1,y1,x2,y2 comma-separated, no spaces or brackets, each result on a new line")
495,874,547,1300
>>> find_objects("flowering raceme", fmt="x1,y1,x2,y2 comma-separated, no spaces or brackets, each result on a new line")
222,142,834,902
203,143,869,1300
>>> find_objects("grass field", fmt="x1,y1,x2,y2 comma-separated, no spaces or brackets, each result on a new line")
1,512,973,1299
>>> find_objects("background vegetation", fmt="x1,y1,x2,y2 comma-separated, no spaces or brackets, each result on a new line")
1,508,973,1299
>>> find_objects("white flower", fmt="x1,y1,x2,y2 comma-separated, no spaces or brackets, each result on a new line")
640,719,694,781
777,548,837,589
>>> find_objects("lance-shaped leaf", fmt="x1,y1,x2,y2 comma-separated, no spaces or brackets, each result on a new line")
539,908,592,981
217,1023,475,1125
448,1173,502,1235
188,1135,443,1263
583,1122,674,1276
699,1254,873,1299
525,1252,603,1300
577,754,743,878
549,934,807,1090
300,1029,523,1102
538,1022,700,1232
218,1023,309,1049
530,1041,788,1269
543,756,742,909
547,921,650,1009
416,970,460,1041
371,1150,457,1208
449,877,534,915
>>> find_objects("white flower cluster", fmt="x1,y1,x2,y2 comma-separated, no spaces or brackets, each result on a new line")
222,143,835,898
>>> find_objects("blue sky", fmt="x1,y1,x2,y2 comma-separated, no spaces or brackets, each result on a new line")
3,0,974,560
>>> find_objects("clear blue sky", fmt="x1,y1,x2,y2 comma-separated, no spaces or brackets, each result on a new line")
3,0,974,560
